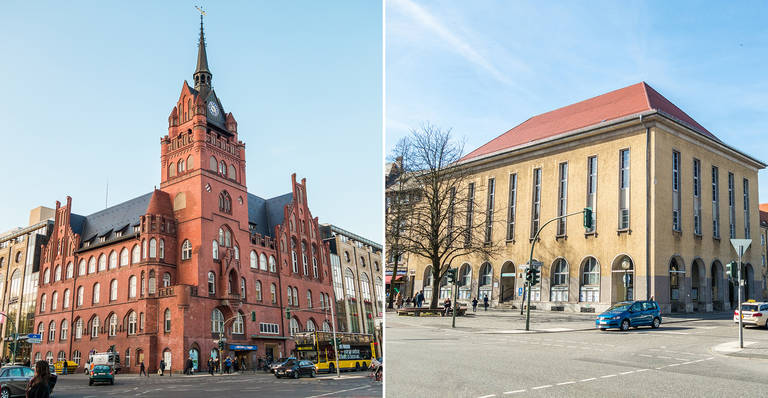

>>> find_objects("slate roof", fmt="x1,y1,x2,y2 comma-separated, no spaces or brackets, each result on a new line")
71,192,153,247
247,192,293,237
462,82,719,162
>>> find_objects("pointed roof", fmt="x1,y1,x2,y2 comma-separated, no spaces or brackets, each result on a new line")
462,82,719,162
195,15,210,75
145,189,173,216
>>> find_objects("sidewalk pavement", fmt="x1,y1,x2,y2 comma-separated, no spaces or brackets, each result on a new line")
712,340,768,360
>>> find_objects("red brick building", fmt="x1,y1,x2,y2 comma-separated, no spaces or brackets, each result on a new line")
32,19,335,373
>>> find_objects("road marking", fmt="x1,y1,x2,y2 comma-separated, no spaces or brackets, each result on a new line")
680,361,694,365
667,363,681,367
478,395,496,398
657,356,672,359
556,381,576,385
580,378,596,382
636,369,649,373
638,354,653,357
305,385,371,398
503,390,527,395
600,374,617,378
655,367,665,370
619,371,635,375
540,328,574,332
531,385,552,390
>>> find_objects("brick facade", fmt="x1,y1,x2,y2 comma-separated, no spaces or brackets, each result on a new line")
32,20,335,373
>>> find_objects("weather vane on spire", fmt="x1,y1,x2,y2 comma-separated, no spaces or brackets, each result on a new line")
195,5,206,16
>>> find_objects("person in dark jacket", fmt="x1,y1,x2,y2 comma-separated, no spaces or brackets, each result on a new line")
140,361,148,377
483,294,489,311
159,359,165,376
26,360,52,398
472,298,478,312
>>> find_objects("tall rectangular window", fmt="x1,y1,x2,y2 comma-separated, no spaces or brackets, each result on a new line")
530,168,542,239
465,183,475,247
506,174,517,241
743,178,751,239
556,162,568,236
447,187,456,244
618,149,630,229
728,172,735,238
693,159,701,235
712,166,720,238
586,156,597,233
484,178,495,243
672,151,681,231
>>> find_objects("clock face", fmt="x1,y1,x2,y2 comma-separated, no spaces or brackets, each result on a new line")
208,101,220,117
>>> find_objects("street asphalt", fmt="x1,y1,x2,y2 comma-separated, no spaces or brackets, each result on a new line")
385,308,768,397
50,370,381,397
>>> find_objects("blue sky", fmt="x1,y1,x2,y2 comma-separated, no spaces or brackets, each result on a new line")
0,1,382,242
387,0,768,202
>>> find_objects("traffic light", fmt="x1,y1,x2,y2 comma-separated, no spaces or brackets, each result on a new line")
726,262,735,279
285,307,291,320
583,208,593,230
525,267,532,283
446,268,457,284
218,340,224,351
530,267,540,286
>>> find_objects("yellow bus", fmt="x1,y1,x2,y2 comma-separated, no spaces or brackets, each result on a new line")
294,331,375,373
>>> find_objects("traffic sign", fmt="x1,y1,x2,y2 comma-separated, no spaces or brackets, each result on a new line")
26,333,41,344
518,287,523,295
529,260,542,268
730,239,752,255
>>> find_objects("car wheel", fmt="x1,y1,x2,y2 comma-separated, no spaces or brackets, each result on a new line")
328,363,335,374
355,362,360,371
89,380,93,386
293,371,300,379
600,328,607,331
311,370,316,378
620,319,630,331
652,317,661,329
1,387,9,398
275,374,281,379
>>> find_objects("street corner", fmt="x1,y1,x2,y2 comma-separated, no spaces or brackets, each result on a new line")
712,340,768,360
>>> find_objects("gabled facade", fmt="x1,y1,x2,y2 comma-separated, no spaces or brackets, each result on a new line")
32,18,335,373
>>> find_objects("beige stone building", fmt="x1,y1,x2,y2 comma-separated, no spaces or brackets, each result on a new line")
407,82,765,313
0,206,54,360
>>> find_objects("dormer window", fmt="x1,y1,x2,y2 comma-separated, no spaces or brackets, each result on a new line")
133,226,140,233
99,236,106,243
84,242,90,248
115,231,123,238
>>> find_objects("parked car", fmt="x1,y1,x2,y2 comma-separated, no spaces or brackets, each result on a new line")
596,300,662,331
88,365,115,386
733,301,768,327
273,360,317,379
269,357,296,374
0,365,34,398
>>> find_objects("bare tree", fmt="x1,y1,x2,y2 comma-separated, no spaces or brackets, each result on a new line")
385,137,413,309
391,123,501,309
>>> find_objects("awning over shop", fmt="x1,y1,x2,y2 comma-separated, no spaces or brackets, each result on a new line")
229,344,258,351
385,275,405,284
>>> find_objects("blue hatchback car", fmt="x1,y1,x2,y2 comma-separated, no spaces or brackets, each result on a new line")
595,300,662,331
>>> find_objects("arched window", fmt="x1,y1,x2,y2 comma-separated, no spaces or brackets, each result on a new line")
73,350,81,364
46,352,53,364
142,239,147,259
269,256,276,273
306,319,316,332
259,253,267,271
361,273,371,300
63,289,70,309
208,272,216,295
148,270,156,294
219,160,227,177
141,271,145,296
57,351,66,362
98,253,106,271
550,258,569,302
125,349,131,368
163,272,171,287
232,312,244,334
108,314,117,336
76,286,83,307
110,279,118,301
580,257,600,302
75,318,83,339
43,268,50,284
129,275,137,298
109,250,117,269
240,277,246,299
120,248,129,266
92,283,100,304
312,257,318,279
168,162,176,178
40,293,46,312
211,309,224,333
289,317,300,336
287,286,293,306
210,156,218,171
229,164,236,181
234,245,239,260
177,159,184,174
270,283,277,303
132,244,140,263
219,191,232,214
250,251,257,269
302,242,308,275
291,239,298,273
322,321,331,332
51,291,59,310
38,322,44,337
48,321,56,342
149,238,157,258
319,293,325,310
78,259,86,276
186,155,194,170
54,265,61,282
159,239,165,259
255,281,262,301
345,268,356,298
306,290,313,308
59,319,69,340
181,240,192,260
293,287,299,307
212,240,219,260
128,311,137,334
91,316,100,338
478,263,493,301
164,308,172,332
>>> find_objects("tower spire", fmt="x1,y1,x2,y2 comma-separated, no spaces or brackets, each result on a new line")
193,7,212,91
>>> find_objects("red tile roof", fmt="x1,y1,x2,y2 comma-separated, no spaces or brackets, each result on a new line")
462,82,718,161
761,209,768,227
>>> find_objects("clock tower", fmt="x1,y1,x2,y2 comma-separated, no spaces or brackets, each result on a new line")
159,15,249,289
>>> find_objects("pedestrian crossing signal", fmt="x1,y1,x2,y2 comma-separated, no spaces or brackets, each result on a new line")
285,307,291,320
726,261,736,279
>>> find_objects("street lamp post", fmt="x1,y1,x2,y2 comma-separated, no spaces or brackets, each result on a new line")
621,258,632,301
217,314,241,375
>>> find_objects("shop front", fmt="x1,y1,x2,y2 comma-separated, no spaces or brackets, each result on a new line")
228,344,257,371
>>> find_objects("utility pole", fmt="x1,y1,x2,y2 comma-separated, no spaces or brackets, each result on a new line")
730,238,751,349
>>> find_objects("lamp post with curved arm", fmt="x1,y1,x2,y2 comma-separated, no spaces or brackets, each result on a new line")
217,313,242,375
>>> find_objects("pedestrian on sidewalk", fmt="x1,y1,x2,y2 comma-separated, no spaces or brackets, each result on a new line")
140,361,148,377
472,298,478,312
159,359,165,376
416,291,424,308
207,359,214,376
396,292,403,308
224,357,232,374
483,294,489,311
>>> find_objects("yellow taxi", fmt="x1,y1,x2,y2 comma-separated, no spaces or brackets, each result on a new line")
733,301,768,328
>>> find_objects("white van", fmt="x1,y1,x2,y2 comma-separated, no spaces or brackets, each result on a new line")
84,352,121,374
